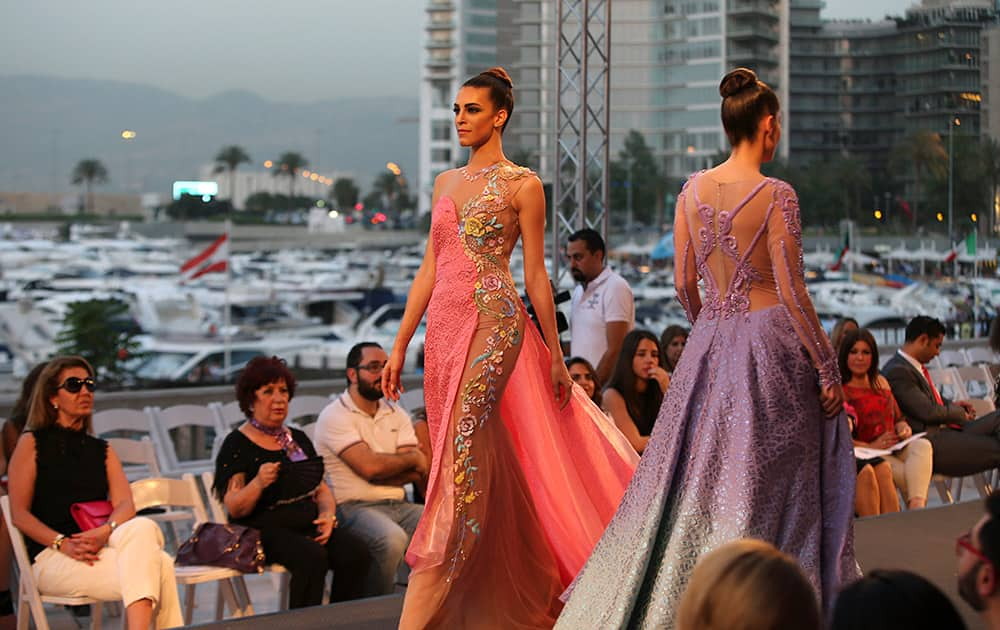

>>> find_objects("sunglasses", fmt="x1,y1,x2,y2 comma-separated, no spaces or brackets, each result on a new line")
57,377,96,394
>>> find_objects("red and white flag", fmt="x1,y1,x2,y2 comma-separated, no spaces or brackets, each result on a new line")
944,244,958,264
180,233,228,282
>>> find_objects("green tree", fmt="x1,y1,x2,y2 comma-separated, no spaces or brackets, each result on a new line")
55,299,143,387
212,145,252,206
331,178,360,209
890,130,947,230
274,152,309,208
71,159,109,214
372,171,412,215
609,130,661,227
830,155,873,222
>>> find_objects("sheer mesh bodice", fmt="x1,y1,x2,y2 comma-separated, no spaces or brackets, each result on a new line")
674,171,839,387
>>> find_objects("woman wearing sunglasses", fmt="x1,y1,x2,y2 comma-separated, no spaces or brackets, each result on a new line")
7,356,182,629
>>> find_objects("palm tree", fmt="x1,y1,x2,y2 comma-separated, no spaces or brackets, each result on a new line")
331,177,360,210
830,156,872,221
71,159,109,214
274,152,308,207
982,136,1000,235
212,145,251,207
891,130,947,230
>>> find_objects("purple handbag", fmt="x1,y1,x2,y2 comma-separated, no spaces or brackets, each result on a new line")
175,523,265,574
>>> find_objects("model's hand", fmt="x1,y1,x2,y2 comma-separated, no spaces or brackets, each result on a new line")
820,384,844,418
381,351,405,402
551,361,573,409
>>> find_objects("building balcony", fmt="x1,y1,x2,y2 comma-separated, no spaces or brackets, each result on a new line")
727,24,780,43
728,0,780,18
426,40,456,50
426,20,455,31
426,1,455,11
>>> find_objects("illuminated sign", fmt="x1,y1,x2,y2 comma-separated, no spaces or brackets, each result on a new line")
172,181,219,201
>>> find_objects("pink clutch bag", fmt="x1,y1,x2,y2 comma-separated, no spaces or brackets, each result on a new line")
70,500,113,531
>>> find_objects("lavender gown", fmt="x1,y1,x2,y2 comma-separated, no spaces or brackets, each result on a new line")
556,172,860,629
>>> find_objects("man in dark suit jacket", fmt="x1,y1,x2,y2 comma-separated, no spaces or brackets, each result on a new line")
882,315,1000,477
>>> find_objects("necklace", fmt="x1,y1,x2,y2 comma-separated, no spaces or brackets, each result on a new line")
459,161,504,182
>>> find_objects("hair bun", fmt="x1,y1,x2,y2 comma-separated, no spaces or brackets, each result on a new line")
719,68,757,98
483,67,513,89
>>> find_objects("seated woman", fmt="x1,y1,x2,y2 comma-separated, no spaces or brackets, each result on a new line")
603,330,670,454
567,356,603,407
840,329,933,510
830,317,859,353
846,405,900,517
7,356,182,630
212,356,371,609
659,325,689,375
676,538,821,630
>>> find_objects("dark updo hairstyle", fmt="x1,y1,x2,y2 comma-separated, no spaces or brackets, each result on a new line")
462,67,514,133
719,67,779,147
235,355,297,418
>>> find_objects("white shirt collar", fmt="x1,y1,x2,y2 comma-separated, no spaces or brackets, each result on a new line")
582,266,612,292
338,389,395,419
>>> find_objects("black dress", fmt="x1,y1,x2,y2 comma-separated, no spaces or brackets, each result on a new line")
28,426,109,559
213,427,372,608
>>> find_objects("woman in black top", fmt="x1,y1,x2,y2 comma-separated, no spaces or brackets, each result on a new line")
8,356,182,629
213,356,371,609
603,330,670,454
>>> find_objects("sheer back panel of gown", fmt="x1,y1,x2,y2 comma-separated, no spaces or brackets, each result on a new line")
402,163,638,629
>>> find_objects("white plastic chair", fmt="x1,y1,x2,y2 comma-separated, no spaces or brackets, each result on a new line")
1,496,112,630
210,401,245,431
966,346,998,365
147,405,226,475
200,472,289,612
130,475,252,625
938,349,969,368
92,408,156,440
286,396,333,425
106,436,162,480
956,365,995,401
927,367,968,402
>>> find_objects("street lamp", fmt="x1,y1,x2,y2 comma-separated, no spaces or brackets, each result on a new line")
120,130,136,194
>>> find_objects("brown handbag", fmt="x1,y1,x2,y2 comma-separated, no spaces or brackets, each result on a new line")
175,523,265,574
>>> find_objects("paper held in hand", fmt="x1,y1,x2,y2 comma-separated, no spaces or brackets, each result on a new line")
854,432,928,460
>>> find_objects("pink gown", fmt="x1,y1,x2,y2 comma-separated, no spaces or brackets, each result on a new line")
399,163,639,629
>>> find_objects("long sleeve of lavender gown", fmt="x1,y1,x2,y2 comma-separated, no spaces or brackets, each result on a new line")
766,181,840,388
673,179,700,324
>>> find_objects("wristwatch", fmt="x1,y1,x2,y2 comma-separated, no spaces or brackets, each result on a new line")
108,519,118,533
51,534,66,551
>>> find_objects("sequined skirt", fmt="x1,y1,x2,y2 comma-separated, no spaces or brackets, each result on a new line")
555,304,859,629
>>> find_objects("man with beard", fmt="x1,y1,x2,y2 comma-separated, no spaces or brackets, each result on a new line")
956,493,1000,628
566,228,635,384
315,342,427,595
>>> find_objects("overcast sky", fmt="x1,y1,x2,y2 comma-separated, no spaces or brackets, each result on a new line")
1,1,915,103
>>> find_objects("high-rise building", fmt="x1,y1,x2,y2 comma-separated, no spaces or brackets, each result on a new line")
418,1,515,215
982,25,1000,140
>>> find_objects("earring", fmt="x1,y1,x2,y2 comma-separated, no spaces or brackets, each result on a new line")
53,403,58,410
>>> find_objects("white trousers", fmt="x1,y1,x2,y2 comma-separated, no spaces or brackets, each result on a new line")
33,517,183,629
886,437,934,503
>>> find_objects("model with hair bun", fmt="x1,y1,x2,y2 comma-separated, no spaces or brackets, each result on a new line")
384,67,639,628
557,68,860,629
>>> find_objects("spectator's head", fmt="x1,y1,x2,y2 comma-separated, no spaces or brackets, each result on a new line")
235,356,297,423
719,68,780,161
839,328,881,388
10,360,48,432
566,357,602,406
346,342,387,402
459,67,514,138
606,329,664,427
831,570,966,630
831,317,860,352
26,356,95,433
903,316,947,364
566,228,606,283
659,325,689,372
956,493,1000,617
676,539,820,630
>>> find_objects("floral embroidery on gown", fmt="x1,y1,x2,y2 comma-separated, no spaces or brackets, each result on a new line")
555,171,860,629
399,163,640,629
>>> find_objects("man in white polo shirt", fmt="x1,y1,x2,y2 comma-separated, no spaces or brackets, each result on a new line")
567,228,635,384
315,342,427,595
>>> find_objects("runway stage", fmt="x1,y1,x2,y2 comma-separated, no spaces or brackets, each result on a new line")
192,500,986,630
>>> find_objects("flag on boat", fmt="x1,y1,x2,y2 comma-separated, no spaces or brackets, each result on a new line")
945,242,959,264
180,233,228,281
829,232,850,271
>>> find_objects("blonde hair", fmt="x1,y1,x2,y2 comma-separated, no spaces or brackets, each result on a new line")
677,539,821,630
26,356,95,433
